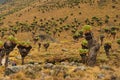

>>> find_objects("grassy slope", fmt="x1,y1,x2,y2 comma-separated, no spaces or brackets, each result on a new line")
0,0,120,79
1,0,120,26
1,0,119,41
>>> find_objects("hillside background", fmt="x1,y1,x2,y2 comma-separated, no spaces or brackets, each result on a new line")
0,0,120,80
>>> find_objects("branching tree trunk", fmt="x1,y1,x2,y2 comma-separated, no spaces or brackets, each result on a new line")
38,42,41,51
84,29,100,66
84,32,94,49
17,45,32,65
100,34,105,46
4,41,16,68
104,43,111,57
87,40,100,66
80,53,87,64
0,48,5,65
43,43,50,51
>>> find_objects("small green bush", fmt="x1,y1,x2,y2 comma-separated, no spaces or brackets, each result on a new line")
79,48,89,54
0,41,4,47
104,41,111,45
81,40,88,46
8,35,17,42
83,25,92,32
117,39,120,45
110,30,116,35
73,32,80,39
18,41,31,47
104,27,110,33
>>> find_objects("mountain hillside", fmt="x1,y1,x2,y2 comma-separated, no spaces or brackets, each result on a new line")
0,0,12,4
0,0,120,80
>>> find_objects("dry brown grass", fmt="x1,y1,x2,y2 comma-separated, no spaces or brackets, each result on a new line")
0,0,120,80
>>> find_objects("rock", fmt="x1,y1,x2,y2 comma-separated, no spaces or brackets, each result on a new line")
33,65,42,71
27,54,32,57
69,61,75,66
50,68,60,76
61,48,68,52
25,64,42,74
73,66,86,72
70,61,77,66
100,65,113,70
61,62,69,66
2,58,17,66
44,63,53,69
52,65,68,76
24,67,36,79
97,73,105,79
52,65,64,70
40,72,48,80
1,58,5,66
15,56,21,60
50,70,54,75
5,66,25,75
34,63,39,65
76,63,84,66
5,64,42,76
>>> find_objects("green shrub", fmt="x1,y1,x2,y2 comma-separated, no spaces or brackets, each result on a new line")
0,41,4,47
111,26,116,31
71,29,76,33
78,30,83,36
8,35,17,42
73,32,80,39
64,25,69,30
110,30,116,35
79,48,89,54
81,40,88,46
104,41,111,45
117,39,120,45
18,41,31,47
104,27,110,33
83,25,92,32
